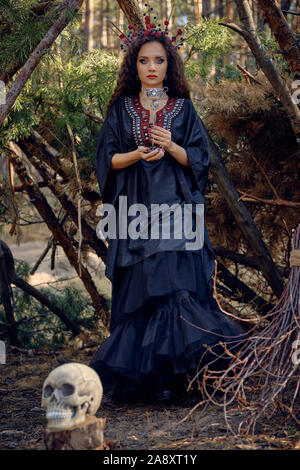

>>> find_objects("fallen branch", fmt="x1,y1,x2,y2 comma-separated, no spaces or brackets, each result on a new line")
66,122,83,277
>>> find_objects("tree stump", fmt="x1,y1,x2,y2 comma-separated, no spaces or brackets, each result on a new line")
44,416,115,450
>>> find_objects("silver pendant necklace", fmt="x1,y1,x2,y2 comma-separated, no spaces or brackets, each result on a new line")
139,86,169,151
140,86,168,120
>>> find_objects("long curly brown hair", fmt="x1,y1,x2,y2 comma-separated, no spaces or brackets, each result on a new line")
105,34,191,116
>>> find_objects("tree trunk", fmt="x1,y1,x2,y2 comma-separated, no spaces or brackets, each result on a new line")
98,0,105,48
226,1,234,22
84,0,94,51
117,3,125,58
194,0,203,22
116,0,144,33
281,0,292,17
231,0,300,141
202,0,211,17
208,135,284,299
44,416,110,450
0,242,18,346
257,0,300,77
166,0,173,30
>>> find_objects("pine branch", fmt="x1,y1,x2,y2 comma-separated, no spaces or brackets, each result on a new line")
0,0,84,125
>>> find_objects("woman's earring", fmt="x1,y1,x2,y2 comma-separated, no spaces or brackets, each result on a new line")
136,74,139,80
165,73,168,80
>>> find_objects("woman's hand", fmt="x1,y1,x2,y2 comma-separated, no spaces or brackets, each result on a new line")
136,146,165,161
149,125,173,152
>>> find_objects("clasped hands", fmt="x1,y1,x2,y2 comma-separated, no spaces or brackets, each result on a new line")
136,125,173,161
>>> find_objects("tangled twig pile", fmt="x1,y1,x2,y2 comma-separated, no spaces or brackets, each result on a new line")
192,224,300,435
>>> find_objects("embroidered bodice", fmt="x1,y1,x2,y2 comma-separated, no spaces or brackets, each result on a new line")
124,95,185,148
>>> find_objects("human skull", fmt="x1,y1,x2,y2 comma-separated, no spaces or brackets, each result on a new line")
41,363,103,431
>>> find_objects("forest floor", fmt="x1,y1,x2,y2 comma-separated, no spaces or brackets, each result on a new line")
1,236,300,450
0,345,300,451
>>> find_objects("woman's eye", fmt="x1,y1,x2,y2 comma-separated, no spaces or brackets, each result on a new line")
139,59,164,64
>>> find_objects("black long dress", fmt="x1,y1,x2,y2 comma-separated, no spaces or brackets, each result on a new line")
89,94,246,402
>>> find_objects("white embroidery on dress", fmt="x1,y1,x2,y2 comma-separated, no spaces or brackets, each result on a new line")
124,96,185,148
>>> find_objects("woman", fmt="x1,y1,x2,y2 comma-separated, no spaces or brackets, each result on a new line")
89,28,246,403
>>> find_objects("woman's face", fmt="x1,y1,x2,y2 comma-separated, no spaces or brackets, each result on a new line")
136,41,168,91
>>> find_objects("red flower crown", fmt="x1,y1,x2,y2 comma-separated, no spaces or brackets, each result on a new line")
119,3,184,53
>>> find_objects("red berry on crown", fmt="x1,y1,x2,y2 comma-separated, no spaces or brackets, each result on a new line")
119,3,184,52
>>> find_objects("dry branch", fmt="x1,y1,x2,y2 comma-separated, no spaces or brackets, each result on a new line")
0,239,81,341
197,224,300,435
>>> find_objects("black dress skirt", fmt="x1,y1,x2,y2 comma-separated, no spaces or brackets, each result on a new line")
89,250,247,402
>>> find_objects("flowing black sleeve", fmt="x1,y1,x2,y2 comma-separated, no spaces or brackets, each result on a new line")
181,98,210,194
94,97,125,204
